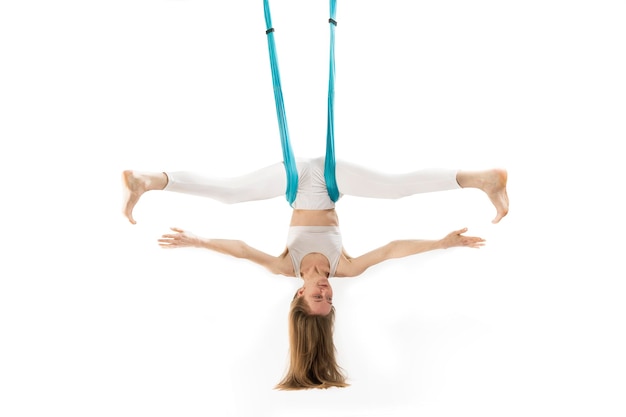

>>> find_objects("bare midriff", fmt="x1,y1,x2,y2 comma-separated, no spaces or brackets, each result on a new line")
289,209,339,227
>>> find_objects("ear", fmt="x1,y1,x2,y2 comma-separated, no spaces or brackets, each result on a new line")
297,287,305,297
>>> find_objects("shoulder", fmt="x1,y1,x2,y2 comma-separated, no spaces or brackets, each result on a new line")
242,245,295,277
333,243,395,278
333,252,361,278
272,248,296,277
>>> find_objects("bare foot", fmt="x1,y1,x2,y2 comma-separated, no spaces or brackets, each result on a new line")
484,169,509,224
122,170,146,224
122,170,167,224
457,168,509,223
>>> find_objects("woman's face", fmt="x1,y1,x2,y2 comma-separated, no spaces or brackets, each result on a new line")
297,279,333,316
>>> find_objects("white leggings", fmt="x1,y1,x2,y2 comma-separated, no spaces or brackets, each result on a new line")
164,157,460,209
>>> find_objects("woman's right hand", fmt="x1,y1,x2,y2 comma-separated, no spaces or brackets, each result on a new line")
158,227,202,249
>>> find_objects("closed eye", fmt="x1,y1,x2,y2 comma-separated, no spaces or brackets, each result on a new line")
313,295,332,304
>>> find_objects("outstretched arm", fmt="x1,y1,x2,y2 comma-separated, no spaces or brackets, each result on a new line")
158,227,290,276
340,228,485,277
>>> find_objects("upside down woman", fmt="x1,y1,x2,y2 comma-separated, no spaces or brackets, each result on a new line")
122,157,508,390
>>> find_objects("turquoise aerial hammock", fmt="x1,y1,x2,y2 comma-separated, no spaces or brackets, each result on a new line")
263,0,340,205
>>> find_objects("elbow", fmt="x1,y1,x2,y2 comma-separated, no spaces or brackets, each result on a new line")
387,241,403,258
234,240,249,258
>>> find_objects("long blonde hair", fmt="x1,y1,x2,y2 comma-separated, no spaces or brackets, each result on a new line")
275,294,349,390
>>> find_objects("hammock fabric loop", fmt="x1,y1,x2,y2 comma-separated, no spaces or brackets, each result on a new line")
263,0,340,204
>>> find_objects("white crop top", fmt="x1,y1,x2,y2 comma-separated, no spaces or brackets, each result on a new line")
286,226,343,278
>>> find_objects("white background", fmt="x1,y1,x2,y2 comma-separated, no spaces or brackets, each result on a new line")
1,1,625,416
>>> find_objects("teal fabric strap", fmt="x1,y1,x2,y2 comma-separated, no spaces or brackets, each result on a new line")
263,0,298,205
263,0,340,204
324,0,340,202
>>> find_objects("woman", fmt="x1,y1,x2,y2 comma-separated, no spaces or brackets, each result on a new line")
122,157,508,389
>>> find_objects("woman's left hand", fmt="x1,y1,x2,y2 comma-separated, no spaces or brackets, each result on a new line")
441,227,485,249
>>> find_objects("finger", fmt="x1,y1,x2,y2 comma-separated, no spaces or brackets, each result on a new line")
170,227,184,232
469,239,485,245
162,233,184,239
454,227,469,235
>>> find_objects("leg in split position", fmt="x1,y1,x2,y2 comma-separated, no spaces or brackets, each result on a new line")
122,160,508,224
122,163,286,224
334,161,508,223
